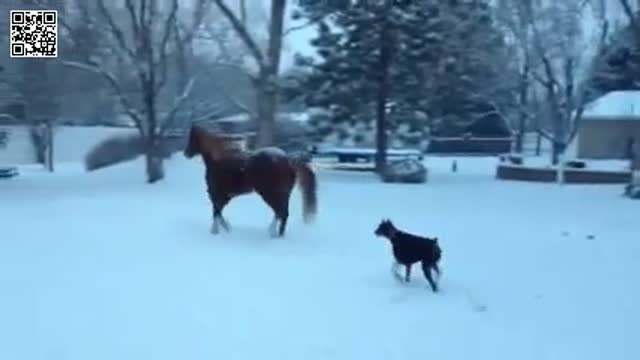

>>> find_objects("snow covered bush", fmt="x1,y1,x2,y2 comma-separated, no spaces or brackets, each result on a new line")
85,135,147,172
381,159,427,183
564,160,587,169
499,153,523,165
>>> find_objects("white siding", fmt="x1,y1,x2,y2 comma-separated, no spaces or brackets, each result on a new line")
0,126,37,166
0,125,140,166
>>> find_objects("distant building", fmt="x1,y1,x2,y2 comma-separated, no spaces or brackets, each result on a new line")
574,91,640,159
193,112,313,153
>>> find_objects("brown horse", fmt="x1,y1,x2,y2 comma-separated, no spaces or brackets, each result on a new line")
183,125,317,237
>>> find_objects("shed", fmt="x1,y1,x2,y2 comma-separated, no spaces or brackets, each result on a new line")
576,90,640,159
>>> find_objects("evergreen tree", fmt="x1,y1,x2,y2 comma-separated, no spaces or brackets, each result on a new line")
285,0,516,144
588,25,640,98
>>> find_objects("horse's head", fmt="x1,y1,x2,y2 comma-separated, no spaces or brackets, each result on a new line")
183,125,236,161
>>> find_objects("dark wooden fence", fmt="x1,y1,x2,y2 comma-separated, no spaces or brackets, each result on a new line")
496,164,631,184
427,137,512,154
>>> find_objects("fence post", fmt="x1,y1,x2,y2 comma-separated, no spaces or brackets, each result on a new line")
631,139,640,186
45,120,54,172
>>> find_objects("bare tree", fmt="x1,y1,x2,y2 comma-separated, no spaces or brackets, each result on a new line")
211,0,288,147
617,0,640,194
521,0,609,176
62,0,207,183
495,0,536,153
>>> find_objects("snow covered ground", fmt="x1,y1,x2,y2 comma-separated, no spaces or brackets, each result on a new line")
1,157,639,360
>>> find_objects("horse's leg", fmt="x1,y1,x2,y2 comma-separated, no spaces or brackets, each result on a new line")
211,195,231,234
276,189,292,237
256,189,291,238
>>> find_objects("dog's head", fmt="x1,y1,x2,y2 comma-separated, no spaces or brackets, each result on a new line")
374,219,395,238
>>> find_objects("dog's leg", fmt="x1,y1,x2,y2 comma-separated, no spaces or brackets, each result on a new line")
433,262,442,280
404,264,412,283
421,261,438,292
390,262,403,282
268,216,279,238
219,216,231,232
210,216,220,234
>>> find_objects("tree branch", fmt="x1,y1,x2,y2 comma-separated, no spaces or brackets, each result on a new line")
97,0,138,63
62,61,144,133
619,0,639,34
211,0,265,67
283,14,326,36
155,0,180,91
535,127,555,141
159,76,197,134
31,0,75,42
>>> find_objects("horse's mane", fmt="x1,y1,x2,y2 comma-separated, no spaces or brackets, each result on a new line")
190,125,246,163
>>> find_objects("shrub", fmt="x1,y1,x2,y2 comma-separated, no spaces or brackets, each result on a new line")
564,160,587,169
85,134,146,171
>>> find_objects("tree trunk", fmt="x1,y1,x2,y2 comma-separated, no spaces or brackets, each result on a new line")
145,151,164,184
375,2,393,174
514,65,529,153
46,121,54,172
254,71,278,147
551,141,560,165
144,133,165,183
253,0,287,148
557,149,565,184
631,139,640,186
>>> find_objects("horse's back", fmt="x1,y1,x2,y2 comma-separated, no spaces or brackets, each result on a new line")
247,146,295,189
253,147,287,159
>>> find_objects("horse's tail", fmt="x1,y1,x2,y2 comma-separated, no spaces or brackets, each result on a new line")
291,159,317,223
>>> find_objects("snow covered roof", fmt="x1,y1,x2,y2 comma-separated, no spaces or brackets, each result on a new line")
582,91,640,120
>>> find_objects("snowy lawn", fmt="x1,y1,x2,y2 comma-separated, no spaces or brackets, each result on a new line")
1,157,639,360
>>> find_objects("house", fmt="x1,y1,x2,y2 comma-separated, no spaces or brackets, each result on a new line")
0,79,35,166
575,90,640,159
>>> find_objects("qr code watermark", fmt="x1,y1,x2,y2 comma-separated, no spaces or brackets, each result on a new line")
9,10,58,58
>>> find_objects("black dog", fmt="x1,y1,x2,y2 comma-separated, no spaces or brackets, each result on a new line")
374,219,442,292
